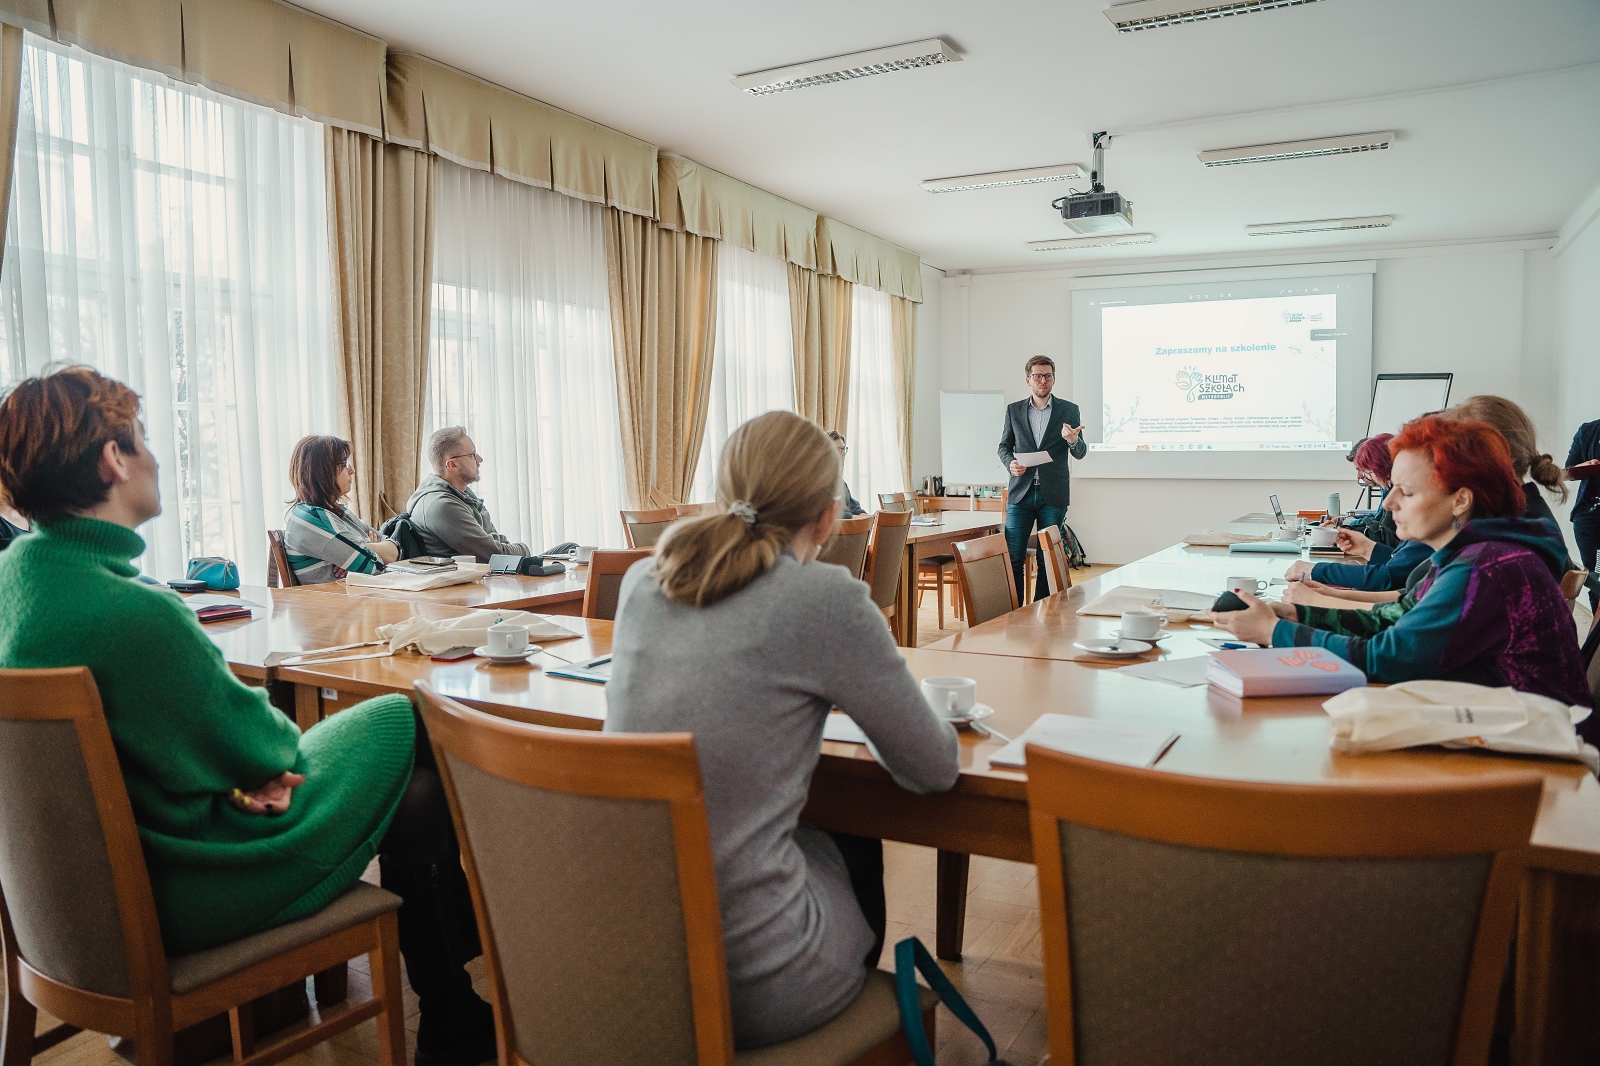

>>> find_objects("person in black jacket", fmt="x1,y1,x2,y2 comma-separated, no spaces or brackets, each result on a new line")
1566,417,1600,610
997,356,1087,602
828,432,866,517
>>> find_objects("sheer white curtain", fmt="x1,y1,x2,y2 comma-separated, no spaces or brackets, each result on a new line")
0,35,332,581
690,242,795,503
844,283,905,509
425,161,628,550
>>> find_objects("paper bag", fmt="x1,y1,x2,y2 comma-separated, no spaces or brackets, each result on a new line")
376,610,581,655
1323,680,1598,772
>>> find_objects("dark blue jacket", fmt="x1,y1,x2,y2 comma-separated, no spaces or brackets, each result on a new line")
1566,419,1600,519
1310,537,1432,591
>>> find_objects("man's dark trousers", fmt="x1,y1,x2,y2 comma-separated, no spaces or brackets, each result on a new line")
1005,492,1065,604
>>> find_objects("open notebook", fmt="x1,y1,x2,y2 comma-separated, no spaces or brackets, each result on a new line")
988,714,1178,769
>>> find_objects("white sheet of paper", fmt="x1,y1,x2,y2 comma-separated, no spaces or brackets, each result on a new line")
1120,656,1213,688
1014,450,1054,468
823,714,868,744
988,713,1179,769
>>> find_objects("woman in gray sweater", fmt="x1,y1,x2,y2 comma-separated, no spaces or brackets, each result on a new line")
607,411,960,1048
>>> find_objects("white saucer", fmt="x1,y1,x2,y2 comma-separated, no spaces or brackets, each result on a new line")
1112,628,1172,641
473,644,543,665
940,703,994,728
1073,638,1154,658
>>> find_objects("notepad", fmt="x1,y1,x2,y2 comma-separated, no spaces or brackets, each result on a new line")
546,655,612,684
1227,541,1302,554
987,714,1178,769
1206,647,1367,697
823,714,868,744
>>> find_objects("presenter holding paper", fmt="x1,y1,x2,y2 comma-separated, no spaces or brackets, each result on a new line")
998,355,1087,602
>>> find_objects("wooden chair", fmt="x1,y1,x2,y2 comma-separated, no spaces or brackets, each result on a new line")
816,515,874,581
1037,524,1073,596
876,492,914,513
1559,568,1586,607
413,682,936,1066
621,507,678,549
673,503,716,518
0,667,406,1066
878,493,959,628
581,548,652,621
266,530,299,588
863,509,913,636
953,533,1019,626
1025,747,1540,1066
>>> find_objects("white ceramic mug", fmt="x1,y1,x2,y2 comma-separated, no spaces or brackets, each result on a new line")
1270,527,1299,541
452,555,475,567
1119,608,1163,639
921,676,977,718
574,545,597,563
486,622,530,657
1308,526,1339,548
1226,576,1268,596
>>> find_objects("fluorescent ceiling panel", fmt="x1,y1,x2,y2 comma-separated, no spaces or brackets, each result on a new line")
1199,131,1397,167
1104,0,1322,32
1246,215,1395,236
1029,233,1158,251
732,38,960,96
921,164,1087,193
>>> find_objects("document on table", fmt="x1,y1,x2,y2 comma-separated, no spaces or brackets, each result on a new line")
988,713,1179,769
1013,450,1053,468
823,714,868,744
1120,656,1213,688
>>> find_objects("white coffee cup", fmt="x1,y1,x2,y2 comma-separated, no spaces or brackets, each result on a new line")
486,622,529,657
1308,527,1339,548
921,676,977,718
452,555,475,567
574,545,597,563
1226,576,1268,596
1270,527,1298,541
1119,608,1163,639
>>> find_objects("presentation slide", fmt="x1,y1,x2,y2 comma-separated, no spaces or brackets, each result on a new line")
1099,292,1342,452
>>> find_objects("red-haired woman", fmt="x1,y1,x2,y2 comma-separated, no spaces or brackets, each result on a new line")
1218,416,1593,720
0,367,493,1066
1283,432,1430,592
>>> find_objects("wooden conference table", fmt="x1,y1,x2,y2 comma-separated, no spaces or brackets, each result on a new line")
199,522,1600,1066
896,510,1003,647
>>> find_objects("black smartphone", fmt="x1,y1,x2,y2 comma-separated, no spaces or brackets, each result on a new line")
1210,590,1250,613
169,578,208,593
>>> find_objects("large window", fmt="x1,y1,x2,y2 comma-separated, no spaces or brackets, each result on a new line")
425,161,628,550
0,36,333,581
844,284,905,509
690,242,795,503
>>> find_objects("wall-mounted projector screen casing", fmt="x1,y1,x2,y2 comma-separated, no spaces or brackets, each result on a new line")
1071,262,1374,480
940,390,1009,486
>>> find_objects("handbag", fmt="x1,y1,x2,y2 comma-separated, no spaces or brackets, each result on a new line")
186,556,240,591
894,936,1012,1065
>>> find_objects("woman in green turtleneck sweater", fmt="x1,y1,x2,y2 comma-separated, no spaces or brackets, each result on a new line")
0,368,494,1066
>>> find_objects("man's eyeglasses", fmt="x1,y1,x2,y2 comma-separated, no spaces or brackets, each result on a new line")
447,452,482,463
1028,373,1055,382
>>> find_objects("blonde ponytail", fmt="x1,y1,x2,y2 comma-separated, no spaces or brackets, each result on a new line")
654,412,841,608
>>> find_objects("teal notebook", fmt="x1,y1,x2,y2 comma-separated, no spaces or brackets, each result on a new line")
1228,541,1303,554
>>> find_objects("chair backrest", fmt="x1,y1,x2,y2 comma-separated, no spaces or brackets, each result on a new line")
673,503,715,518
864,509,913,611
621,508,678,549
414,682,734,1066
1025,748,1540,1066
267,530,299,588
1038,524,1073,596
954,533,1018,626
877,492,913,514
582,548,653,621
816,515,875,580
1559,568,1585,605
0,668,169,1007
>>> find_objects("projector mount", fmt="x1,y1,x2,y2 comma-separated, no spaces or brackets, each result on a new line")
1052,132,1134,234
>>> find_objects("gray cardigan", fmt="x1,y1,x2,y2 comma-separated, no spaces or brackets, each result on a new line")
404,473,529,562
606,551,959,1047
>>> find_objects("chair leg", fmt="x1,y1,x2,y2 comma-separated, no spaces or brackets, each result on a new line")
370,913,409,1066
312,965,348,1007
1,981,37,1066
227,1005,255,1065
936,568,946,630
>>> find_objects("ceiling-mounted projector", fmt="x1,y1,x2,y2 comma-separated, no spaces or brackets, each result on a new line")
1052,132,1134,234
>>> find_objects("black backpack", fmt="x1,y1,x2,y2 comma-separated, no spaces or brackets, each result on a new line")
1062,523,1089,569
378,513,429,560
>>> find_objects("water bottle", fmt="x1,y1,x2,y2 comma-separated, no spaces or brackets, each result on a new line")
1327,492,1341,519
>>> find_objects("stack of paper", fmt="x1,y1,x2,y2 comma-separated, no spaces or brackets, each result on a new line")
988,713,1179,769
1076,586,1215,621
1183,530,1268,547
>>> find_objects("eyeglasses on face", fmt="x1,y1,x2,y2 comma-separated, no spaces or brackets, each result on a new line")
1027,372,1055,382
447,452,482,463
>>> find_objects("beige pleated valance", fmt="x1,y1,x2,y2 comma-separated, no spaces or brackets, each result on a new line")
384,52,657,219
0,0,52,39
658,153,817,269
43,0,385,135
816,216,923,303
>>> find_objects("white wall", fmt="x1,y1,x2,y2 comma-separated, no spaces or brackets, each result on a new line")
927,242,1563,562
1554,183,1600,572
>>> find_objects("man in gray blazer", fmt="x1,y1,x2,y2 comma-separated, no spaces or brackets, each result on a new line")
997,355,1087,602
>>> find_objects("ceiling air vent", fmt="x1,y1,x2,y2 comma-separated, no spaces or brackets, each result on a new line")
1028,233,1158,251
922,164,1086,194
1104,0,1322,32
1246,215,1394,236
733,38,960,96
1200,131,1396,167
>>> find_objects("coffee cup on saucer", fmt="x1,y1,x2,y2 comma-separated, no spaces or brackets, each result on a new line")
1307,527,1339,548
574,545,597,564
921,676,977,719
1270,527,1298,541
486,622,530,657
1227,577,1268,597
1118,608,1163,640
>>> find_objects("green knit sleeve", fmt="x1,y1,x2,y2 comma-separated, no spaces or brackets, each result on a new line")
1295,602,1392,639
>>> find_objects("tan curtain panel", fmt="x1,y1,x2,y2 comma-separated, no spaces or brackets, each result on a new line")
816,216,923,303
326,127,438,523
0,22,21,255
385,52,656,218
604,208,718,509
889,294,917,490
788,264,851,434
659,153,816,268
49,0,385,133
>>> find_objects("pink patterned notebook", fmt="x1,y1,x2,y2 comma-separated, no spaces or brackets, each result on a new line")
1206,647,1368,697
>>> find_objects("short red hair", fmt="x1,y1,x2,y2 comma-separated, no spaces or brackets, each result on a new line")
0,366,143,525
1389,416,1524,520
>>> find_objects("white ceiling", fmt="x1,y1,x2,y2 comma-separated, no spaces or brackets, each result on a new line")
296,0,1600,271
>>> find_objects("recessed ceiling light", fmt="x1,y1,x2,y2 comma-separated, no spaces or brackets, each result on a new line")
732,38,961,96
1199,131,1396,167
1029,233,1158,251
1104,0,1322,32
921,164,1087,194
1246,215,1394,236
